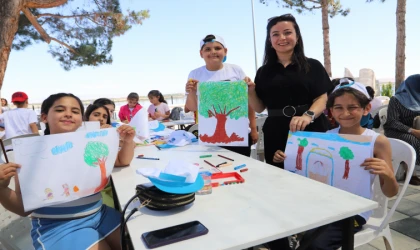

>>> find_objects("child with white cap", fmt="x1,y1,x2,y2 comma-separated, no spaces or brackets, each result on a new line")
184,34,258,156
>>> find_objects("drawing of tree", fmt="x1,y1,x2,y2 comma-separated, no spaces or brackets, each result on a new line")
199,81,248,143
296,138,308,170
84,141,109,192
339,147,354,180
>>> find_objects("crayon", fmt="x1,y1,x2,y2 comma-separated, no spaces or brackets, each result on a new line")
200,155,212,158
218,154,234,161
234,164,247,170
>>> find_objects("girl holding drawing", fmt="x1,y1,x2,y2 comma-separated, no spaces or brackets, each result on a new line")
295,79,399,249
246,14,332,169
0,93,136,250
147,90,170,121
185,34,258,156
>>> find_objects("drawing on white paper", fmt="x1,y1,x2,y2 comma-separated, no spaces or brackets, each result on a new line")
13,128,119,211
285,131,373,199
198,81,248,146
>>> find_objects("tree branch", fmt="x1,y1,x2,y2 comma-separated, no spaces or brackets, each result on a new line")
224,106,226,114
212,105,217,115
226,106,240,116
25,0,68,9
50,37,79,55
35,13,94,19
207,109,216,117
218,104,223,114
21,7,51,43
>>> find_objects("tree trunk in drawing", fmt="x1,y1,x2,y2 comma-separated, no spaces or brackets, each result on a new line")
339,147,354,180
94,159,108,193
200,106,244,143
296,138,308,170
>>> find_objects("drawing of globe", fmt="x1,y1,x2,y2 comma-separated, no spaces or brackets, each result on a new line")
305,148,334,185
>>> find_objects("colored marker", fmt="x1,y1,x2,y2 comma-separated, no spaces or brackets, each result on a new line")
234,164,247,170
240,168,248,173
216,162,227,168
218,154,234,161
155,145,161,150
137,157,159,160
200,155,212,158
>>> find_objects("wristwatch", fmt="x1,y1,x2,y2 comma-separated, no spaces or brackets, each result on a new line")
304,110,315,123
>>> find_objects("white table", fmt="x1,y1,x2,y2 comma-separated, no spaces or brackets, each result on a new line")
160,119,195,129
112,144,377,250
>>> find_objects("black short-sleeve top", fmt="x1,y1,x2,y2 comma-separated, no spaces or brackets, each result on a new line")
255,58,332,109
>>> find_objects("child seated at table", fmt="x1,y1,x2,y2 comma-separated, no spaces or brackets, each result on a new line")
297,79,399,249
147,90,170,121
0,93,136,250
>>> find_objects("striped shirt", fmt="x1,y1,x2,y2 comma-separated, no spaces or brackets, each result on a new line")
31,193,102,219
384,97,420,134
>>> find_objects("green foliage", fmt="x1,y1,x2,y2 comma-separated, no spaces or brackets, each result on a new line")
84,141,109,167
198,81,248,119
259,0,350,18
297,138,308,147
381,82,393,98
13,0,149,70
339,147,354,160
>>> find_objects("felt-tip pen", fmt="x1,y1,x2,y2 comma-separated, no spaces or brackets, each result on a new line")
234,164,247,170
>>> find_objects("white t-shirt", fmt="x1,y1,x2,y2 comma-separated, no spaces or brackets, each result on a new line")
147,103,170,121
187,63,246,85
327,127,379,222
369,97,383,114
0,108,38,139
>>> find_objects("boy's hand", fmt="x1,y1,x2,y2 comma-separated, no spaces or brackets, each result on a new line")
117,125,135,142
361,158,394,179
185,79,199,93
251,129,258,144
273,150,287,163
0,163,20,188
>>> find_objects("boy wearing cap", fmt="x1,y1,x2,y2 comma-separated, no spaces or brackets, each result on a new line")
0,92,38,140
118,92,142,123
184,34,258,157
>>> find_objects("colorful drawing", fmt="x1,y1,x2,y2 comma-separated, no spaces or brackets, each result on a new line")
62,184,70,197
306,148,334,185
296,138,308,170
339,147,354,179
13,128,119,211
285,131,373,200
45,188,53,200
198,81,248,146
84,141,109,192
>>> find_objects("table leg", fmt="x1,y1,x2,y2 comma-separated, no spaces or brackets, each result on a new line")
341,216,354,250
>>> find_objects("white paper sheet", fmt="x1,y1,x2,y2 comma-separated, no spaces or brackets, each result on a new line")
129,107,149,140
285,131,373,199
13,128,119,211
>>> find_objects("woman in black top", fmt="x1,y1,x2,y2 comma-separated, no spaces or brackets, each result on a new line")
384,74,420,185
246,14,331,168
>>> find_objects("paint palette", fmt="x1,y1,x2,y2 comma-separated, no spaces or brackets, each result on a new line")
211,172,245,187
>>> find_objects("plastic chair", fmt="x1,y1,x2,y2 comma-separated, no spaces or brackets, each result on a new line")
187,124,198,139
341,138,416,250
379,107,388,125
370,105,388,118
251,117,266,162
0,176,34,250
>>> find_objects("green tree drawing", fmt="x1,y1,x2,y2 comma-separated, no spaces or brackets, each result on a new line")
339,147,354,179
84,141,109,192
296,138,308,170
198,81,248,143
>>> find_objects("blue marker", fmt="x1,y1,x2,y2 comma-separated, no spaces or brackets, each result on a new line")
234,164,247,170
137,157,160,160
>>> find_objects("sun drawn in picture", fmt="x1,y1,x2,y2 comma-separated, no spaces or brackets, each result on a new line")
198,81,248,144
84,141,110,192
339,146,354,180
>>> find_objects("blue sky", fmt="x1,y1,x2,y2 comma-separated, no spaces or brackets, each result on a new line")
3,0,419,103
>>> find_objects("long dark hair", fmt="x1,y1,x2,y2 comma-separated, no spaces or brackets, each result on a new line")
263,14,310,73
1,98,8,106
93,98,115,109
148,90,167,104
41,93,84,135
84,104,111,125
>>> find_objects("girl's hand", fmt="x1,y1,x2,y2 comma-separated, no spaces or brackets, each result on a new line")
154,111,162,118
361,158,394,179
273,150,287,163
244,77,256,92
251,128,258,144
117,125,135,142
186,79,199,94
0,163,20,189
100,124,112,129
289,115,312,132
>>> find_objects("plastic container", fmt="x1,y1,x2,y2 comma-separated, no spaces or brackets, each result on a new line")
196,171,212,195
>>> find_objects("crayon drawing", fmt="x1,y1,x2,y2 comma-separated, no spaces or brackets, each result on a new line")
198,81,248,146
285,131,373,199
13,128,119,211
